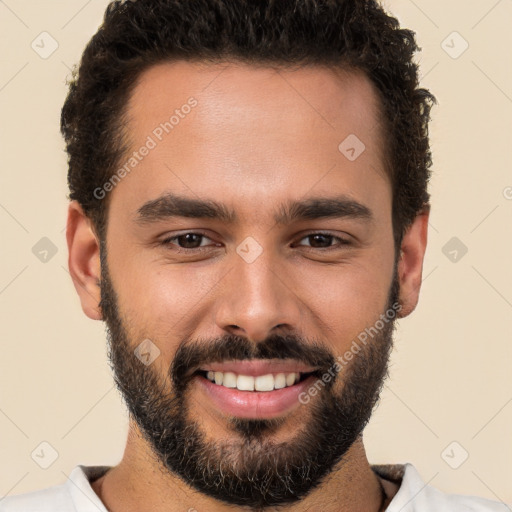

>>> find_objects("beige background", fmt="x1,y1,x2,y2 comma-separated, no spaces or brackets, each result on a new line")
1,0,511,505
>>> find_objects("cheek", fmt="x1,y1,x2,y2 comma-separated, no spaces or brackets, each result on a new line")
113,265,222,358
302,257,394,353
114,257,211,316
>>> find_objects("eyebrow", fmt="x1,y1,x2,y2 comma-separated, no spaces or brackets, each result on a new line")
135,193,373,225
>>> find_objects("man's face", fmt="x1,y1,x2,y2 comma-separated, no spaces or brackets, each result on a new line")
100,62,397,507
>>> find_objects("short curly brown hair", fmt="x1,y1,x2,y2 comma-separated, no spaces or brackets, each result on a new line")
61,0,435,245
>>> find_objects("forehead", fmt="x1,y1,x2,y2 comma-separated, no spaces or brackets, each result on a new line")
112,60,389,220
127,60,384,144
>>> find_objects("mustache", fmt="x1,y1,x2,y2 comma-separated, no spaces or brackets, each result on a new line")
170,333,336,392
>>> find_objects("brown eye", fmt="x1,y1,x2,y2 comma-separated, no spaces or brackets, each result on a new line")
306,234,335,248
161,232,214,251
174,233,204,249
296,233,351,250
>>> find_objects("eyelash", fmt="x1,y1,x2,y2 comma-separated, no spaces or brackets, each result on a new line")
160,231,352,254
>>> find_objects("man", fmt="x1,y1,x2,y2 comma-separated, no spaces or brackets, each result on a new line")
1,0,508,511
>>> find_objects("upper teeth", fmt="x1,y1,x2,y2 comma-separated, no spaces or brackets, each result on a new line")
205,371,300,391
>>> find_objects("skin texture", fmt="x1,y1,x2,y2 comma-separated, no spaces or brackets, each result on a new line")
66,61,429,511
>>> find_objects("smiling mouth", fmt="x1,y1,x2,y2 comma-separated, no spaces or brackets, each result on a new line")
194,369,317,392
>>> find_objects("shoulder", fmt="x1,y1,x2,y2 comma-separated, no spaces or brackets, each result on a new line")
375,463,510,512
0,465,110,512
0,482,72,511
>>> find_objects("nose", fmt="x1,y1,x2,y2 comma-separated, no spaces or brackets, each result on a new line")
213,247,302,343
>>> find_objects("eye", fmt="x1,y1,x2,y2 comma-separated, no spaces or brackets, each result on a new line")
161,232,217,251
159,231,351,254
295,232,351,250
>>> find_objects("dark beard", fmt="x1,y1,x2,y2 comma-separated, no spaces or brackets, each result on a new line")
99,243,399,510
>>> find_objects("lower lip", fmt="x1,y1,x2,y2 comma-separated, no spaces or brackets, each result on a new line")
195,374,317,419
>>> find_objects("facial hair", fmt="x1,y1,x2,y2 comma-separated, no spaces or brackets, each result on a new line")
99,244,399,510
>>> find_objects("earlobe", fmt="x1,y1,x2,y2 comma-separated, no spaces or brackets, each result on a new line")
66,201,103,320
396,206,430,318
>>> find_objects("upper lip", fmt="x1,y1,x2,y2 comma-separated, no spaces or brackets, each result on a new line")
195,359,319,377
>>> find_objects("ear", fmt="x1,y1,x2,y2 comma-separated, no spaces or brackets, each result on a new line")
66,201,103,320
397,205,430,318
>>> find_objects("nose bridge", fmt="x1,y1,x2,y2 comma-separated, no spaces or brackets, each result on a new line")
215,243,300,341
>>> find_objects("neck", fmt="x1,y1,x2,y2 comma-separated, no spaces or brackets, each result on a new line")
92,421,394,512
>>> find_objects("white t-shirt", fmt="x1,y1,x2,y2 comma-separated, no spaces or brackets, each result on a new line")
0,463,509,511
